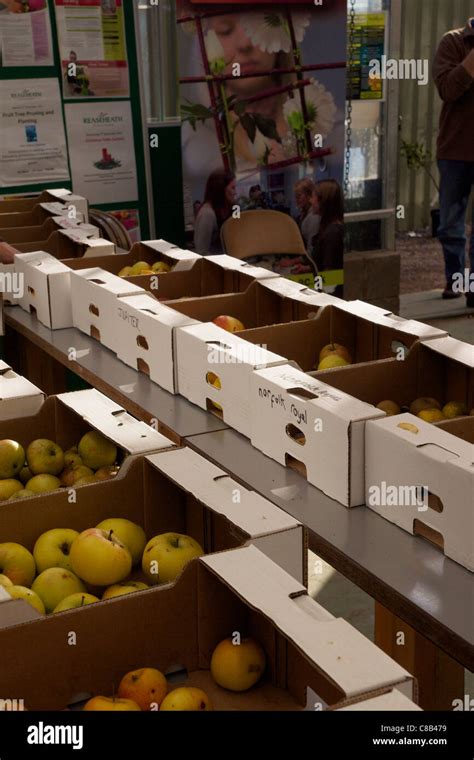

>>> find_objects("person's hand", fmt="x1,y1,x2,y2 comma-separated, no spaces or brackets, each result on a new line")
0,242,19,264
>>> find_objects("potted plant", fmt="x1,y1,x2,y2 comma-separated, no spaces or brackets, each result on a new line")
400,140,440,237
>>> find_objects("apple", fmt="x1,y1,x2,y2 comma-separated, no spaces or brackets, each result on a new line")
0,574,13,588
64,447,82,469
213,315,245,332
74,476,97,486
0,439,25,479
409,397,441,416
33,528,80,573
19,466,33,484
0,479,24,500
95,519,146,566
317,354,350,370
160,687,212,711
129,261,152,276
7,585,45,615
9,489,35,500
211,637,265,692
70,529,132,586
206,372,222,390
151,261,171,273
53,592,99,613
59,465,94,487
94,465,119,482
118,266,132,278
26,474,61,494
26,439,64,476
319,343,352,365
102,581,148,600
142,532,203,585
376,400,401,416
418,409,445,423
0,543,36,587
78,431,117,470
442,401,467,419
118,668,167,710
32,568,86,614
83,696,141,711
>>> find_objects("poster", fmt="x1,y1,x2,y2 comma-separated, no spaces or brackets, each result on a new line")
109,208,141,243
0,1,53,67
55,0,129,98
347,13,386,101
0,78,70,186
64,100,138,204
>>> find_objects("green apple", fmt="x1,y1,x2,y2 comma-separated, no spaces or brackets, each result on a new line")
0,479,24,500
95,518,146,566
59,465,94,488
94,465,119,482
7,585,45,614
26,439,64,476
26,474,61,494
78,431,117,470
142,532,203,585
102,581,148,600
9,489,35,500
33,528,80,573
0,440,25,479
53,592,99,613
32,567,86,614
0,542,36,587
70,529,132,586
64,447,82,468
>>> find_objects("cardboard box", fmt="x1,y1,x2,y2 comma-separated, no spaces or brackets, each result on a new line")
0,361,44,419
0,189,88,221
250,364,385,506
0,545,415,711
334,689,421,711
70,268,145,351
115,293,199,394
14,252,75,329
365,413,474,570
127,240,201,271
0,217,98,245
175,322,287,436
12,229,115,258
0,201,85,230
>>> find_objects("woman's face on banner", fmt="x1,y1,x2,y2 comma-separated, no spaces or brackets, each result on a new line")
211,14,277,96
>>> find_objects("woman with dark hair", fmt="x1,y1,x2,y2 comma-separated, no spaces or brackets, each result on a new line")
194,169,236,254
310,180,344,288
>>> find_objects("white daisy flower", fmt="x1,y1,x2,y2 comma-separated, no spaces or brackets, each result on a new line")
241,12,310,54
283,79,337,139
205,30,226,74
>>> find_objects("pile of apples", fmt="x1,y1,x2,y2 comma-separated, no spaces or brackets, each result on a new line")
0,430,120,501
0,523,203,616
316,343,352,370
377,397,472,422
84,636,266,711
118,261,172,277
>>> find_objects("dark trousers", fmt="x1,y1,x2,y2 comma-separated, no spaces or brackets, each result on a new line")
437,159,474,288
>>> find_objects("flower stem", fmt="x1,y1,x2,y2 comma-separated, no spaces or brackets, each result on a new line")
220,84,235,171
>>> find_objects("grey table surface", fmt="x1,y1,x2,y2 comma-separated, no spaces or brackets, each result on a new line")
185,427,474,670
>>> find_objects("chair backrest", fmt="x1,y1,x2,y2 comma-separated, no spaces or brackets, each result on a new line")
221,210,308,260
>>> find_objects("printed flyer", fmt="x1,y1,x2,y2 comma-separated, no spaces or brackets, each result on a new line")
0,0,53,67
0,78,70,187
55,0,129,98
64,100,138,203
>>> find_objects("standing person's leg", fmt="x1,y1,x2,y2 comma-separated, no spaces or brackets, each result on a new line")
437,160,472,298
467,188,474,307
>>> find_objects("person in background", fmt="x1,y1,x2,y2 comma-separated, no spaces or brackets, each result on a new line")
194,169,236,255
193,200,202,219
247,184,267,210
310,179,344,295
0,241,17,264
433,18,474,305
294,178,320,253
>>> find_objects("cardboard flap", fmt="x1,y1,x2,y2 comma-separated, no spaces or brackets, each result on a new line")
14,251,71,274
141,241,200,271
333,300,446,339
335,690,421,711
40,202,79,217
118,293,199,328
0,362,43,401
70,267,142,295
423,336,474,367
210,255,278,279
202,546,412,697
145,449,300,537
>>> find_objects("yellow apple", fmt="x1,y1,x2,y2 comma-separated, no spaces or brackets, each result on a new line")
210,637,266,691
78,431,117,470
32,568,86,614
19,466,33,484
26,439,64,476
59,465,94,487
33,528,80,573
142,532,203,585
0,543,35,587
151,261,171,273
118,668,167,710
118,266,133,278
0,573,13,588
129,261,152,276
319,343,352,365
8,489,35,500
160,687,212,711
94,465,119,482
207,372,222,390
74,476,97,486
0,479,24,500
70,528,132,586
64,447,82,468
83,696,141,711
442,401,467,419
317,354,350,370
53,592,99,613
376,400,401,416
102,581,148,600
95,518,146,566
7,585,45,615
26,474,61,494
418,409,445,423
0,439,25,479
213,315,245,332
409,397,441,416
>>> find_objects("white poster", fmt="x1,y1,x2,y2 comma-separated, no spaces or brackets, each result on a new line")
0,2,53,67
64,100,138,204
0,78,70,187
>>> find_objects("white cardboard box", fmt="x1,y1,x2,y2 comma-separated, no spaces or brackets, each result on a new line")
334,690,422,711
0,189,88,221
57,229,115,258
0,361,44,419
130,240,201,271
208,254,280,282
70,268,144,351
250,363,385,506
116,293,199,394
365,412,474,571
14,252,74,329
261,277,341,310
175,321,287,437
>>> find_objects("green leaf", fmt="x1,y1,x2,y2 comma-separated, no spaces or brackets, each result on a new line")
233,100,246,117
240,113,256,143
253,114,281,143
